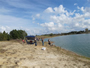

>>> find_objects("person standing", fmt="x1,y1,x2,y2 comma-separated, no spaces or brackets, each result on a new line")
34,38,37,46
41,38,44,46
48,39,51,45
22,39,25,43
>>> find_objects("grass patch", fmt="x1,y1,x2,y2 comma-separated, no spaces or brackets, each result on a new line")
0,49,7,53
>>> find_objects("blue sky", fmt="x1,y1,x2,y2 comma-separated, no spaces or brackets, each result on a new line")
0,0,90,35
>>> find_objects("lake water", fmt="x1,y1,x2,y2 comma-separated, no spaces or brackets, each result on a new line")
44,34,90,58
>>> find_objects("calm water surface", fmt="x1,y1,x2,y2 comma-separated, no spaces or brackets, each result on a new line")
44,34,90,57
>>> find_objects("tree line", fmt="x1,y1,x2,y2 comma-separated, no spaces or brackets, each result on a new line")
0,29,27,41
42,28,90,36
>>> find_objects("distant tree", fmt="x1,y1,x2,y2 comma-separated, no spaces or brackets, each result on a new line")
36,34,38,37
77,31,84,34
85,28,89,33
49,33,53,36
69,31,77,34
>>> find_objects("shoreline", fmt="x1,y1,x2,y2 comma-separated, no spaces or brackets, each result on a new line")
56,45,90,59
0,40,90,68
44,40,90,60
57,44,90,60
40,35,90,59
51,43,90,59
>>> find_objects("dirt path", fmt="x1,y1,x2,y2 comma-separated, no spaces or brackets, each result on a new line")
0,41,90,68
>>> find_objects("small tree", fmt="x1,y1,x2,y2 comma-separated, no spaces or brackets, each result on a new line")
0,31,10,41
10,29,27,39
50,33,53,36
85,28,89,33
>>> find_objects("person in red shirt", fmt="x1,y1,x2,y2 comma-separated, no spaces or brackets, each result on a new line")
22,39,25,43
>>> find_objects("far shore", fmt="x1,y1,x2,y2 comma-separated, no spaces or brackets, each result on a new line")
37,33,90,39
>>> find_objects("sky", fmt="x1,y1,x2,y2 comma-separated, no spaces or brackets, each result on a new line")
0,0,90,35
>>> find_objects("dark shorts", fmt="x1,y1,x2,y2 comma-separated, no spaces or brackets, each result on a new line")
48,43,51,45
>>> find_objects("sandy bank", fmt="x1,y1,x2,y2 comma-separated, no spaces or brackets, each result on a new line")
0,40,90,68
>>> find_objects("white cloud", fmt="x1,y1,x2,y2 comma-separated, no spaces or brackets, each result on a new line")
0,14,34,34
0,14,45,35
87,0,90,2
75,23,79,27
74,3,77,5
81,7,85,12
25,27,45,35
77,6,85,12
33,18,35,20
84,12,90,17
84,7,90,13
0,26,11,33
40,22,57,32
39,5,90,34
0,14,30,25
0,0,45,13
44,7,53,13
57,23,63,28
40,21,64,33
0,7,11,13
54,5,67,13
77,6,90,13
77,6,80,9
41,22,54,27
0,1,90,35
0,26,6,31
50,14,72,24
36,14,40,17
66,10,76,16
1,0,31,9
37,23,39,25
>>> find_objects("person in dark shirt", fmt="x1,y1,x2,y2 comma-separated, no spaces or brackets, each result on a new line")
34,38,37,46
48,39,51,45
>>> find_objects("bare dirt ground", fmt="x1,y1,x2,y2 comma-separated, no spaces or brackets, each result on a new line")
0,40,90,68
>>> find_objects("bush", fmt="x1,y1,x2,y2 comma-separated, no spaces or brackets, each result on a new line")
0,29,27,41
0,31,10,41
10,29,27,39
